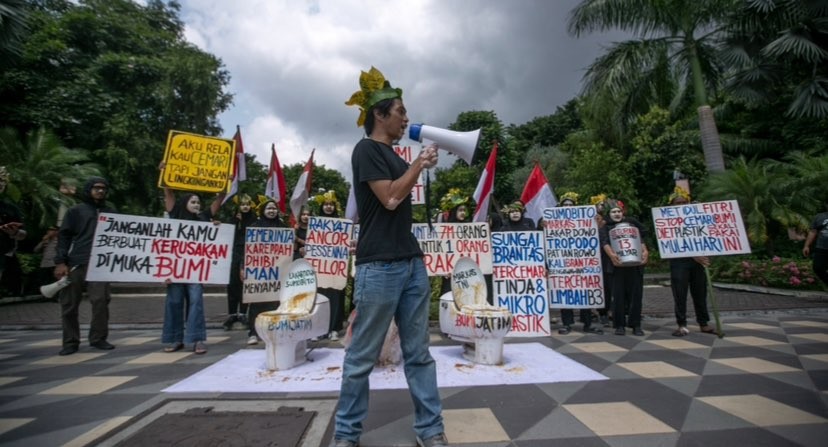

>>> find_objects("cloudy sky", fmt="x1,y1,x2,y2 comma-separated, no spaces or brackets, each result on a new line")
177,0,623,182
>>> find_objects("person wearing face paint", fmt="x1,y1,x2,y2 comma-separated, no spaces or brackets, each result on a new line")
599,199,649,336
557,192,603,335
293,206,311,260
223,194,259,331
246,198,288,345
500,200,535,232
313,190,348,341
438,189,473,296
161,187,225,354
54,177,116,356
333,67,447,447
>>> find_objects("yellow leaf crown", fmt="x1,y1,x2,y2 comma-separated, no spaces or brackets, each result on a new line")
439,188,471,212
560,191,579,205
345,66,403,127
668,186,691,204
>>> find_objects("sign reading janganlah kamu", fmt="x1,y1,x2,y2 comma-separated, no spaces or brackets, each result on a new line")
87,213,233,284
158,130,235,194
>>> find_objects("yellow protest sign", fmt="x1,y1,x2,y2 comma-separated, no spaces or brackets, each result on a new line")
158,130,235,193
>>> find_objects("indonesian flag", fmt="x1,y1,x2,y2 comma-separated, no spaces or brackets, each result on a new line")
520,162,557,226
289,149,315,222
472,142,498,222
345,183,358,223
222,125,247,205
264,144,287,213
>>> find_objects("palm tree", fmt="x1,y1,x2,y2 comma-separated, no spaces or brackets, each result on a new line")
0,0,29,57
567,0,735,172
0,127,101,230
721,0,828,119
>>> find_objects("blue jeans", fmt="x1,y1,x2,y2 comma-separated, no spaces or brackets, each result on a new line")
334,258,444,443
162,283,207,344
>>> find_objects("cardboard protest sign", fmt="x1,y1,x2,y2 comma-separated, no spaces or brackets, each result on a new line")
158,130,235,194
543,206,604,309
304,216,354,289
393,143,425,204
652,200,751,258
491,231,550,337
412,223,492,276
87,213,233,284
242,227,294,303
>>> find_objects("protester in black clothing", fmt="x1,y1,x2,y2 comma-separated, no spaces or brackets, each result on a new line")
500,200,535,232
438,188,472,296
599,199,649,336
293,206,310,260
246,199,288,345
54,177,116,356
803,200,828,287
223,194,258,331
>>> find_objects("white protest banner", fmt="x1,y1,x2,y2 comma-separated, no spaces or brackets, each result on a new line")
491,231,550,337
242,227,294,303
412,223,493,276
652,200,751,258
393,143,425,204
87,213,233,284
543,206,604,309
304,216,354,289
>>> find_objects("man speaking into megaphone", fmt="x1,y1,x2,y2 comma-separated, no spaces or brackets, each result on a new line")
332,66,449,447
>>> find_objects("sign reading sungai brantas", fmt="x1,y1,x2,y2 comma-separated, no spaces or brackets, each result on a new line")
158,130,235,193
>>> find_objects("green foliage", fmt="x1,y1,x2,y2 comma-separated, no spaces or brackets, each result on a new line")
0,0,29,58
710,255,825,291
281,161,348,218
0,127,100,232
562,136,638,214
0,0,232,217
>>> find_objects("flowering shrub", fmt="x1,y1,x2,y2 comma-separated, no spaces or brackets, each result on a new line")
710,255,825,291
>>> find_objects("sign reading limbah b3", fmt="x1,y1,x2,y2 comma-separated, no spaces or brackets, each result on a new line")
158,130,235,193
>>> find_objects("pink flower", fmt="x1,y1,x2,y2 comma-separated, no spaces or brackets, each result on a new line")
807,278,815,284
741,261,751,269
789,276,801,286
772,256,781,263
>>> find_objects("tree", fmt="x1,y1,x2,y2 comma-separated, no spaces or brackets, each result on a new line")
568,0,736,172
0,0,232,217
282,162,348,216
722,0,828,119
562,136,638,214
0,127,100,231
0,0,29,57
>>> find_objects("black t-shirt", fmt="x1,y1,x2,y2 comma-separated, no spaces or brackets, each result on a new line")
811,211,828,251
351,138,422,264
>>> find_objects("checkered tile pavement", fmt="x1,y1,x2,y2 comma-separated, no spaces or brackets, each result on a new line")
0,314,826,446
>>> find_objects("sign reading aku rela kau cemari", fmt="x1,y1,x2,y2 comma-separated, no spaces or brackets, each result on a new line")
651,200,751,259
86,213,234,284
158,130,235,193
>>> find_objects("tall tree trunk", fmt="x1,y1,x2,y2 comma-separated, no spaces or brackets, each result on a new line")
698,105,725,173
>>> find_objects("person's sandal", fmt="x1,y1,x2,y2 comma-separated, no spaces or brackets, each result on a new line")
164,342,184,353
672,327,689,337
194,341,207,355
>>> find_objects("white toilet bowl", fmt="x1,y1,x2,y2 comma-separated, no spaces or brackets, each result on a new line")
439,257,512,365
255,259,330,371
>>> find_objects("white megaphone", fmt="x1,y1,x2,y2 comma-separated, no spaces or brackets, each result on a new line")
408,124,480,164
41,276,71,299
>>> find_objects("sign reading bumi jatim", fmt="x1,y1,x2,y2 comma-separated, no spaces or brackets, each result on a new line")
159,130,235,193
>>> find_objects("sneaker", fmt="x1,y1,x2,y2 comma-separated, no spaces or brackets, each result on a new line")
416,433,449,447
247,335,258,345
584,325,603,334
632,326,645,336
557,325,571,335
614,327,625,336
222,315,236,331
329,439,358,447
329,331,339,341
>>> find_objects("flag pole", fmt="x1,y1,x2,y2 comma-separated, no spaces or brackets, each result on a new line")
704,267,725,338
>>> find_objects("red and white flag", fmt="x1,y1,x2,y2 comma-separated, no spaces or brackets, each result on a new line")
265,144,287,213
345,183,358,223
520,162,557,226
222,125,247,205
290,149,315,222
472,142,498,222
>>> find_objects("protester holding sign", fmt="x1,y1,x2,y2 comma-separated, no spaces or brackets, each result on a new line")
599,199,649,336
161,186,225,355
438,188,473,295
54,177,116,356
334,66,447,447
293,206,310,260
246,198,289,346
500,200,535,232
314,190,347,341
223,194,259,331
666,188,715,336
556,192,603,335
